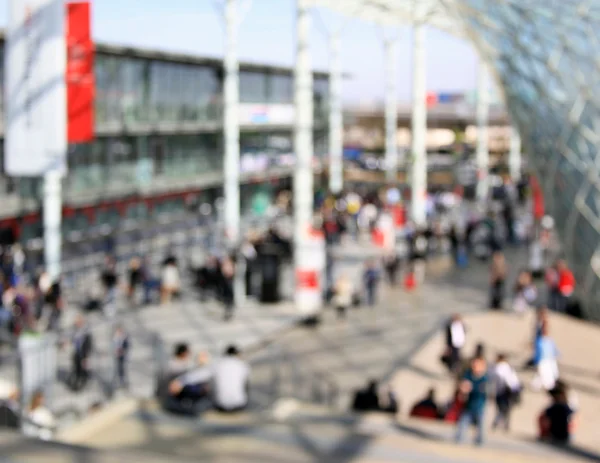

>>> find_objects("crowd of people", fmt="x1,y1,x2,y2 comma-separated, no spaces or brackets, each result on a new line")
0,176,587,452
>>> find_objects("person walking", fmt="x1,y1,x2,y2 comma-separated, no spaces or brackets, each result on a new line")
532,321,560,391
363,261,380,307
491,354,520,431
221,257,235,321
455,356,489,446
71,315,93,391
489,251,507,310
113,325,130,389
444,314,466,373
333,273,353,320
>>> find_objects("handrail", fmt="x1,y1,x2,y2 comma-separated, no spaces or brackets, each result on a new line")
267,345,340,410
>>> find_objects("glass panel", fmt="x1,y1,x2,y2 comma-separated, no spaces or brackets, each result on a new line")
269,74,293,104
240,71,268,103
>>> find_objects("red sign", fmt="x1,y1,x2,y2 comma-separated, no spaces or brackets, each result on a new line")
426,92,438,108
66,2,94,143
296,270,319,290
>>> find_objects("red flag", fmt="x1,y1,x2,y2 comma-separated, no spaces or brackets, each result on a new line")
66,2,94,143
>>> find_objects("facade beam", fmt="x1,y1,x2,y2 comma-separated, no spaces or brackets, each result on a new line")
410,24,427,228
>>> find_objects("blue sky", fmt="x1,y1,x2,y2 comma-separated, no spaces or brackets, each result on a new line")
0,0,479,104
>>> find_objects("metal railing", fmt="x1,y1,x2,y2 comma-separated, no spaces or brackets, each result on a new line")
262,344,340,410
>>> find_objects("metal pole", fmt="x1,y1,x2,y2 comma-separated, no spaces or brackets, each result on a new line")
476,60,490,202
294,0,314,309
328,30,343,195
384,37,398,184
223,0,241,246
509,125,522,182
410,24,427,228
44,170,62,280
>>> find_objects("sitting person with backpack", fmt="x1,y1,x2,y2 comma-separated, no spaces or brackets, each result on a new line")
539,380,577,445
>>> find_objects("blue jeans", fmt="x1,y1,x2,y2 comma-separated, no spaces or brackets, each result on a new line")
455,408,485,445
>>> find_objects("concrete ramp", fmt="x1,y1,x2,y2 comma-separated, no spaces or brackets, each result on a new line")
42,399,595,463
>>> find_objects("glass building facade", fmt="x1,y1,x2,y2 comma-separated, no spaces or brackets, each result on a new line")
0,39,329,228
458,0,600,318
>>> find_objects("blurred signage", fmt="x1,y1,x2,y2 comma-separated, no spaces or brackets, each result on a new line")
5,0,67,176
239,104,295,126
426,92,438,108
426,92,466,107
66,1,94,143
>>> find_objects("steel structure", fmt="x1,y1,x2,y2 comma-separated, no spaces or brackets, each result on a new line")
304,0,600,319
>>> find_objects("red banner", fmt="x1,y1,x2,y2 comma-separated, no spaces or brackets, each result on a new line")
66,2,94,143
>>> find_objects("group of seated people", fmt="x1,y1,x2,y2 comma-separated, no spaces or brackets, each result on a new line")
351,344,577,447
159,343,250,415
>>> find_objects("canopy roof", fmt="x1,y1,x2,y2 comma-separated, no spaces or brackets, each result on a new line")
309,0,600,319
306,0,462,34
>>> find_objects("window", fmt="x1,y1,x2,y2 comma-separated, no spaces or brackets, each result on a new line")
269,74,293,104
148,61,220,124
240,71,268,103
121,58,148,125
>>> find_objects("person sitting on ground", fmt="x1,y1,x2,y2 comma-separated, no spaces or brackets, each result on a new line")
0,388,20,429
24,390,56,441
352,380,381,412
213,345,250,413
168,352,213,404
168,343,194,377
539,380,576,445
410,388,441,420
443,386,467,423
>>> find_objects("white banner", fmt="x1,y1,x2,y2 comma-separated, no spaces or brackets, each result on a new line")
5,0,67,176
239,104,295,126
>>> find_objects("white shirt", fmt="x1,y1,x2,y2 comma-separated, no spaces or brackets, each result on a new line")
213,357,250,410
162,265,180,289
450,321,466,349
179,366,213,387
493,361,520,394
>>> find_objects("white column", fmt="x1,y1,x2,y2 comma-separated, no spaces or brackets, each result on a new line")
294,0,315,307
476,60,490,202
410,24,427,228
384,37,398,184
44,171,62,280
328,30,343,194
223,0,241,246
509,125,522,182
